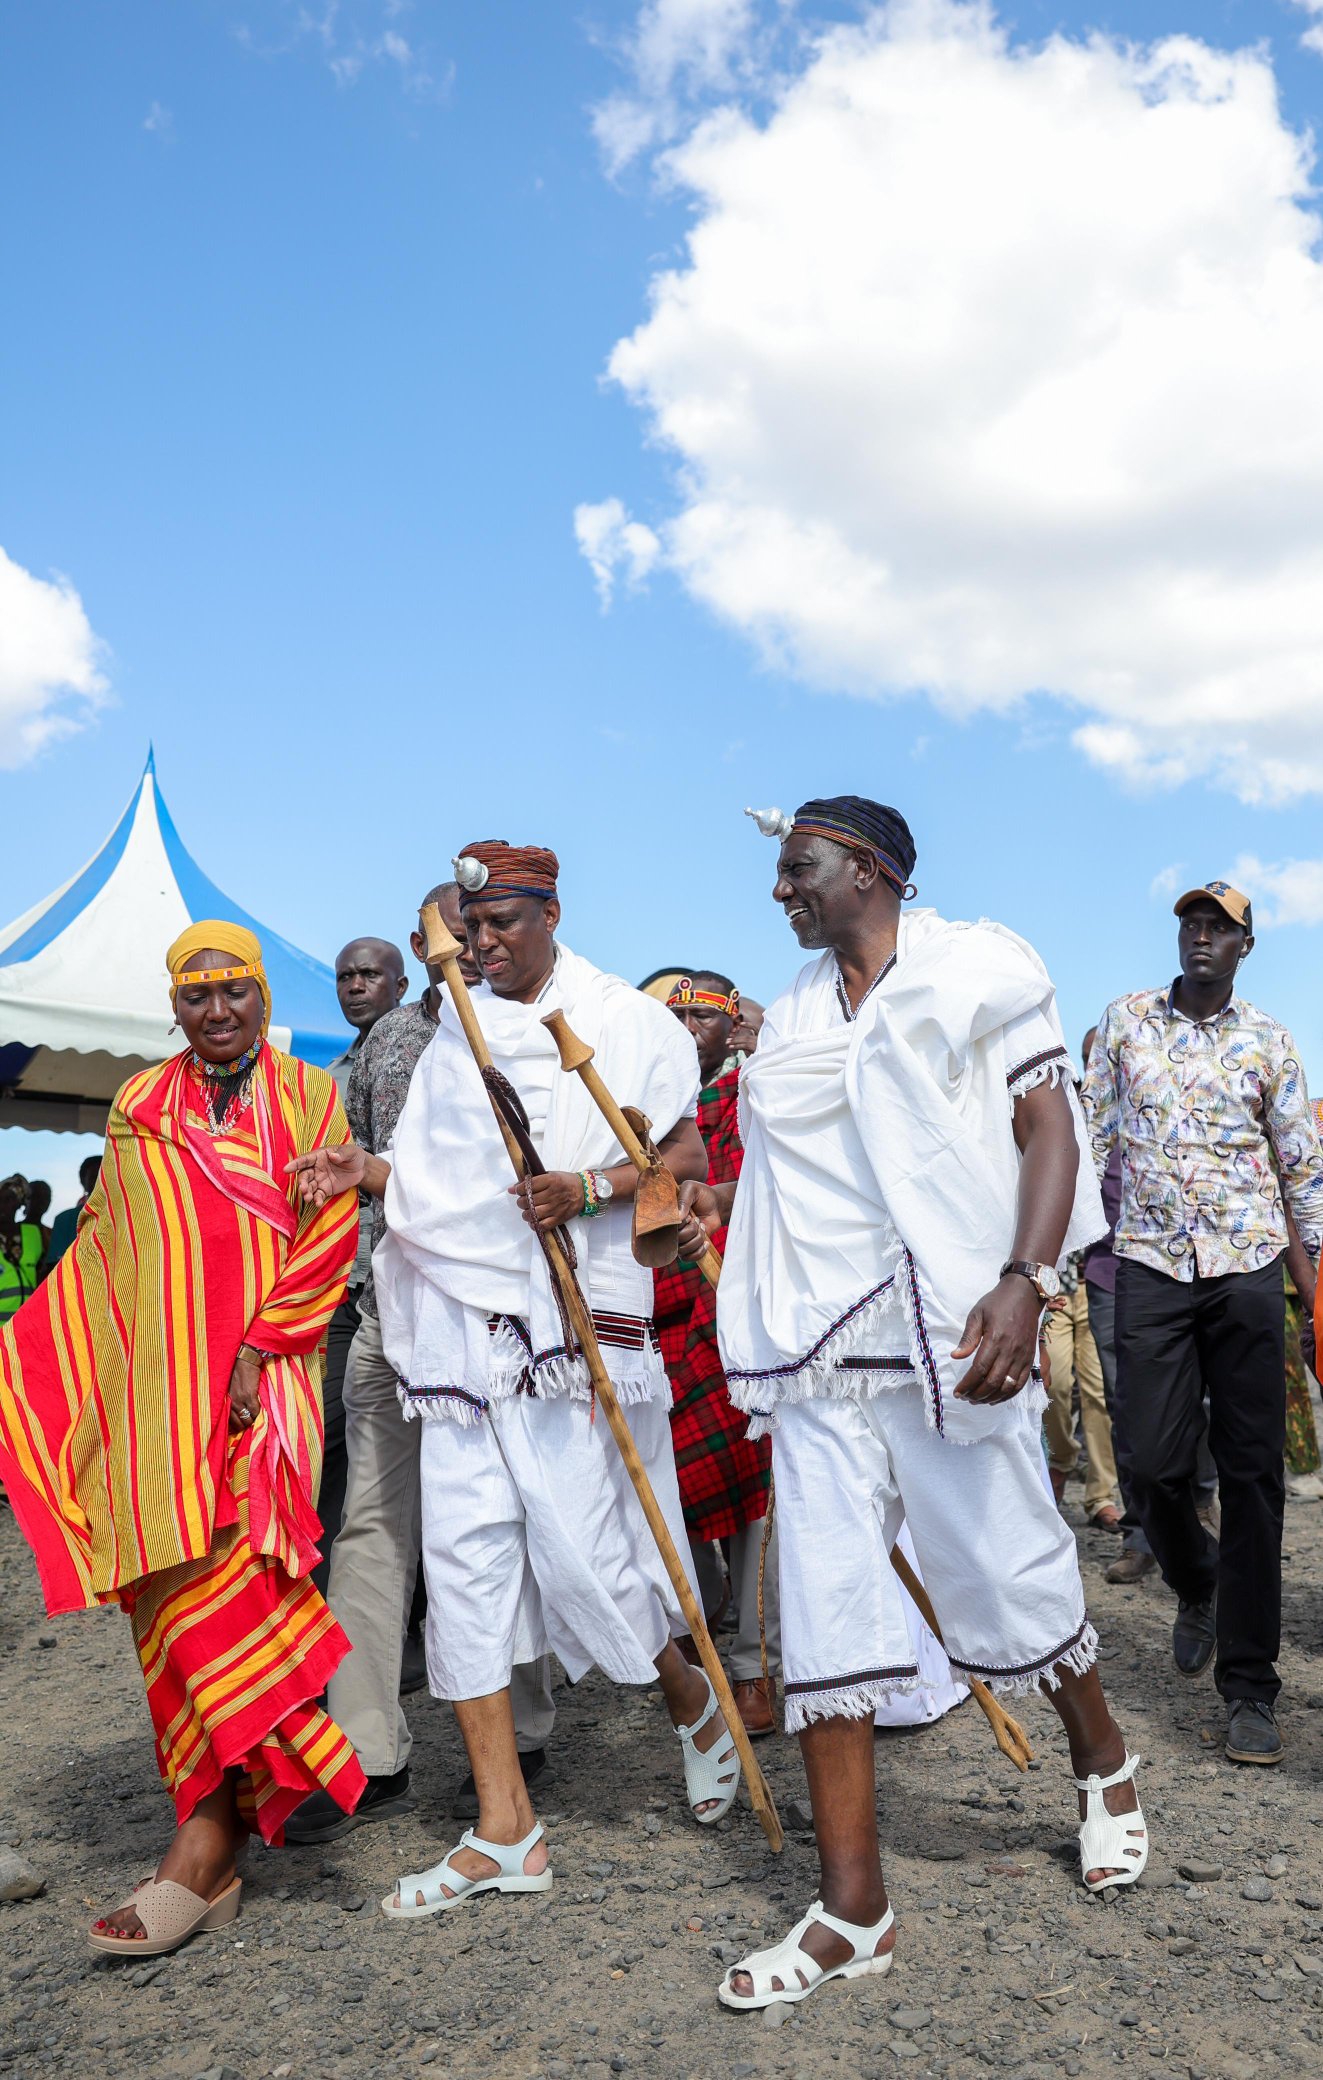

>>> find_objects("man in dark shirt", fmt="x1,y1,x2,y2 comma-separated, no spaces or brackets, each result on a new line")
316,938,409,1596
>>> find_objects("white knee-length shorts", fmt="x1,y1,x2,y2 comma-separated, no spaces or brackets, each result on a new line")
774,1383,1094,1733
419,1392,695,1701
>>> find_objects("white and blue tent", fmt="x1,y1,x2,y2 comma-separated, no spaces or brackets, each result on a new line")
0,751,345,1133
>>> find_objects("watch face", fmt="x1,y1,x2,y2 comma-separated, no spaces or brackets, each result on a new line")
1037,1265,1062,1300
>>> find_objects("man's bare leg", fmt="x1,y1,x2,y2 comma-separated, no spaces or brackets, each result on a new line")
1048,1664,1142,1885
95,1776,243,1940
654,1640,737,1816
728,1715,894,1997
391,1688,548,1908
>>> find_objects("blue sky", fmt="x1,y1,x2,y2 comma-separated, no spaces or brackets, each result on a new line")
4,0,1323,1206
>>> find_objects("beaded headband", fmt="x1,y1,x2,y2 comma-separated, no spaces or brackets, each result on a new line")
172,963,264,987
667,977,741,1017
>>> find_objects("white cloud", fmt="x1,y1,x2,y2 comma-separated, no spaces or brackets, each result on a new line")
592,0,793,175
573,498,662,606
585,1,1323,803
1148,864,1185,901
236,2,451,100
143,101,174,138
0,548,108,767
1291,1,1323,58
1231,855,1323,928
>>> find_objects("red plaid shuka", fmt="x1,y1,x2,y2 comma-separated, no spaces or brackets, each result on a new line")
656,1069,771,1540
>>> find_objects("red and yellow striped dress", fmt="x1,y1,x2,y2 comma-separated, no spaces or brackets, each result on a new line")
0,1044,366,1840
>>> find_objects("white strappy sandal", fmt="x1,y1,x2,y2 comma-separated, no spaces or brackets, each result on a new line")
717,1899,895,2010
380,1821,552,1920
676,1669,741,1824
1075,1753,1148,1894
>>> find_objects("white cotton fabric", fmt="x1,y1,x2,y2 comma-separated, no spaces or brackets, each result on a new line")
774,1382,1095,1734
419,1392,694,1698
872,1521,969,1730
374,945,700,1420
717,908,1106,1445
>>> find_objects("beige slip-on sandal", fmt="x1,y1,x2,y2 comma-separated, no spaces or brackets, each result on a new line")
88,1873,242,1956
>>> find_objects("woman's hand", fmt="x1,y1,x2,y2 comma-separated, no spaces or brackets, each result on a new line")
228,1347,263,1433
286,1142,367,1210
508,1171,586,1234
677,1180,722,1260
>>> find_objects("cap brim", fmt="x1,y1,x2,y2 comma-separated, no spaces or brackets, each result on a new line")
1172,887,1246,927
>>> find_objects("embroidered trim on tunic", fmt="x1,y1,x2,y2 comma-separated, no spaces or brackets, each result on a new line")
725,1274,898,1385
947,1616,1098,1697
784,1662,920,1697
397,1307,663,1424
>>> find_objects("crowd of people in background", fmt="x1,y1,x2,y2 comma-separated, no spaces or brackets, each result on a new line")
0,1157,100,1322
0,813,1320,2006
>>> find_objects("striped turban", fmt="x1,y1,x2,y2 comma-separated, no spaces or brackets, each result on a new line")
167,920,272,1036
456,839,560,908
791,796,917,898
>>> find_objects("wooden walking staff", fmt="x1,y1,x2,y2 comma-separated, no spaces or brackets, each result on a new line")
543,1006,1036,1776
419,906,784,1854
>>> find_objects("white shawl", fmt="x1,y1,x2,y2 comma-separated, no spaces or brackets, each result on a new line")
375,945,700,1422
717,909,1106,1445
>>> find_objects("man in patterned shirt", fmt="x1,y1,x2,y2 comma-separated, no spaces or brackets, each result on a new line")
1082,880,1323,1764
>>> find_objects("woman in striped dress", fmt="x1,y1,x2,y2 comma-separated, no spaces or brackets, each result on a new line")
0,922,364,1953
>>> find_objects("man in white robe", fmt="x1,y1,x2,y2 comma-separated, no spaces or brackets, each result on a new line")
706,796,1149,2012
297,840,742,1919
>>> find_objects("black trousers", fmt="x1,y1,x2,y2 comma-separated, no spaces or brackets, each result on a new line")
313,1287,360,1600
1114,1255,1285,1704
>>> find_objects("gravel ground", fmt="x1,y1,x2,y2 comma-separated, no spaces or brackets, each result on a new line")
2,1485,1322,2080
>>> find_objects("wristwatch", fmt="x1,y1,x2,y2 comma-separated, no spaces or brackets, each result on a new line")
596,1173,615,1205
1000,1259,1062,1302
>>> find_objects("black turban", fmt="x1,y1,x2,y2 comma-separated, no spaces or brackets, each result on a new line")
791,796,917,897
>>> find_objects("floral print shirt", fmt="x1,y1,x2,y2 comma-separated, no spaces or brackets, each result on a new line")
1081,984,1323,1282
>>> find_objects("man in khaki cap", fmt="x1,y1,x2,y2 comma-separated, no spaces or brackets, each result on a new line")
1082,880,1323,1765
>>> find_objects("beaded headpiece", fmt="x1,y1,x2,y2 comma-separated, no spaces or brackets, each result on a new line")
666,977,740,1017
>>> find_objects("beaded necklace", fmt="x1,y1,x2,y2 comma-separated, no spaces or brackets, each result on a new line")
190,1039,263,1129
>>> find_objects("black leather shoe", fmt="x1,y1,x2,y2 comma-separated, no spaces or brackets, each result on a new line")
284,1765,414,1845
451,1747,548,1822
1172,1597,1216,1677
399,1632,429,1696
1225,1699,1283,1766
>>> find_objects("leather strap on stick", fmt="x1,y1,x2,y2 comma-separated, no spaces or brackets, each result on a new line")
542,1009,724,1286
541,1004,1033,1773
419,906,784,1852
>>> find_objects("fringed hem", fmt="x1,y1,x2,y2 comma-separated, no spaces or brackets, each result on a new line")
397,1369,666,1427
951,1618,1098,1699
726,1279,910,1415
783,1670,922,1734
397,1382,489,1426
1006,1052,1074,1104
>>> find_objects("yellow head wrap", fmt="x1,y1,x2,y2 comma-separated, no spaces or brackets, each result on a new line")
167,920,272,1038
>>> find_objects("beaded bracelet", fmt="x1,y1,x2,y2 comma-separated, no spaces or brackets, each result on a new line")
579,1170,605,1219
